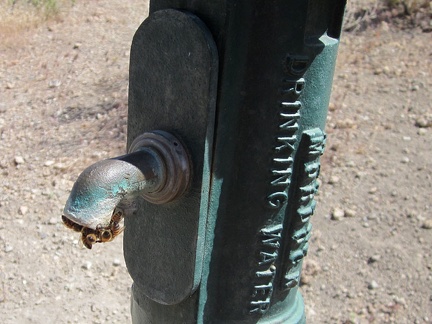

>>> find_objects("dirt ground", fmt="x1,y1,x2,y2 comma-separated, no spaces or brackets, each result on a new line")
0,0,431,323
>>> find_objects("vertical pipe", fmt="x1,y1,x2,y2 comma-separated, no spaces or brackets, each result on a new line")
198,1,345,322
129,0,346,322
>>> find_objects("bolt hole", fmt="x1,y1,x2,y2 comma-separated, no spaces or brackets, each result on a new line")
173,142,178,147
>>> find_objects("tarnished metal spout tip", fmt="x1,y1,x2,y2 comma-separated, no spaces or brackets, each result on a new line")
63,149,163,230
62,131,191,231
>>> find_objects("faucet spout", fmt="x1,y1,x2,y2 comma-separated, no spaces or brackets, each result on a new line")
64,149,164,229
63,131,191,231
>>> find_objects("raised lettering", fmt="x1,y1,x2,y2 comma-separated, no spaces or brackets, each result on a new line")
266,192,287,209
280,129,326,291
250,299,271,314
280,101,302,109
259,251,278,266
282,78,305,96
283,270,300,290
256,268,276,278
278,119,299,132
285,55,310,75
261,225,282,248
275,136,297,152
249,225,282,314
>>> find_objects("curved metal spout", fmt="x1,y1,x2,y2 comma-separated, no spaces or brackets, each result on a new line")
63,131,191,230
63,149,164,229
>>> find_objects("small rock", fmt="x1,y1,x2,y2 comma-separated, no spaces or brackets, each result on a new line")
374,68,383,75
368,187,377,194
355,171,364,178
301,259,321,285
44,160,55,167
4,245,13,253
335,119,355,129
346,160,356,167
393,296,406,306
421,219,432,230
418,128,427,135
18,206,29,215
14,156,25,165
73,43,82,49
366,214,378,220
380,21,389,32
48,80,62,88
48,217,58,225
53,163,67,170
0,161,7,170
401,156,410,164
316,245,325,252
406,210,416,218
112,259,121,267
344,209,356,217
368,280,378,290
82,261,92,270
416,214,425,222
328,175,340,185
415,116,432,128
368,255,381,264
331,207,344,220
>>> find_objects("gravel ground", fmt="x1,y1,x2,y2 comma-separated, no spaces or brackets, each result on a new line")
0,1,431,323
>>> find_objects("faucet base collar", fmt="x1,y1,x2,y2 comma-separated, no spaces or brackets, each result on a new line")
129,131,191,205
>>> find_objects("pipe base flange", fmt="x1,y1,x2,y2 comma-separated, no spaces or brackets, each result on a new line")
128,131,191,204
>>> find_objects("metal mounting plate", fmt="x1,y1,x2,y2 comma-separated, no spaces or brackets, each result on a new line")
125,9,218,305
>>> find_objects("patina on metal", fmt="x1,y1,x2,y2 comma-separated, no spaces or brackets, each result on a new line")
128,131,191,205
125,8,218,308
62,7,218,311
128,1,345,323
62,0,346,323
63,130,191,230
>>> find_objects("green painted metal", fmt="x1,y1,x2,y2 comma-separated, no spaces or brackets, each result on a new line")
125,0,346,323
126,9,218,306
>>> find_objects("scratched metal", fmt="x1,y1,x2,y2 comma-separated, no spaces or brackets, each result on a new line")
125,9,218,307
128,0,345,323
63,149,163,230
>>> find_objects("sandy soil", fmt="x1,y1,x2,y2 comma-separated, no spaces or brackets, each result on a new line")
0,1,431,323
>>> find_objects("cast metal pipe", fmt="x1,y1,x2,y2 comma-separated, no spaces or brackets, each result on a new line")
124,1,346,323
60,0,346,321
